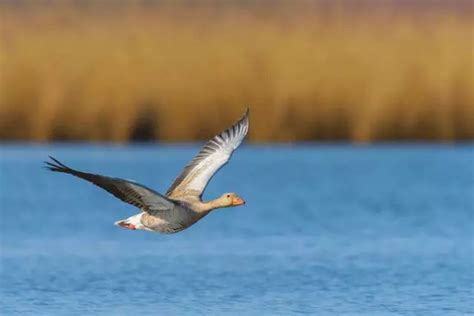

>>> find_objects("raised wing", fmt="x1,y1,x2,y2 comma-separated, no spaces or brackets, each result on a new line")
45,156,174,212
166,109,249,198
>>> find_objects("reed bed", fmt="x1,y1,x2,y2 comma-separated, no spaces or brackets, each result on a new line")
1,3,473,142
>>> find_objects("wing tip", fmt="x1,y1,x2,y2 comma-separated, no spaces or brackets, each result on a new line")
44,156,70,173
237,107,250,131
242,107,250,121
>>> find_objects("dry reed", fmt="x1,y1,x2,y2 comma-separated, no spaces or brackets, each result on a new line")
1,3,473,142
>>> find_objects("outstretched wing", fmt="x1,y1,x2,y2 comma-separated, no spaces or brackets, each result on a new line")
166,109,249,198
45,156,174,212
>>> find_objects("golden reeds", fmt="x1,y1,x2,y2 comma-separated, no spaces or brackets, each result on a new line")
0,3,473,142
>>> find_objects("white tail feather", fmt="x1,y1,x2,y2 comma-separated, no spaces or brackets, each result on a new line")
114,213,145,229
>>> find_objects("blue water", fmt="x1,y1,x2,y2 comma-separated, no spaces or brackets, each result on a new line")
0,144,473,315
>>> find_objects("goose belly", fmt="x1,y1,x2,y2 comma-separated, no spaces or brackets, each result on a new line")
142,206,201,234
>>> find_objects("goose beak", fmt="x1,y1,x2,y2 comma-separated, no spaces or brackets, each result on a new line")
232,197,245,206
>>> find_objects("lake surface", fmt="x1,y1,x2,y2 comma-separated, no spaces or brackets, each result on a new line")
0,144,473,315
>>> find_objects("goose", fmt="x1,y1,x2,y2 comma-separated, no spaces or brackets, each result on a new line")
45,109,249,234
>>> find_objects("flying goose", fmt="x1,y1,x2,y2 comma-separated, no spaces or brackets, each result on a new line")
45,109,249,233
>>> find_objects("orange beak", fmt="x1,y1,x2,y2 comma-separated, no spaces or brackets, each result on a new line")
232,196,246,206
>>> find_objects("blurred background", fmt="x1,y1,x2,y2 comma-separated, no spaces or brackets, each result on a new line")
1,0,473,143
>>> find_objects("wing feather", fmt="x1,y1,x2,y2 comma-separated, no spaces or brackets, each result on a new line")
166,109,249,198
45,156,174,212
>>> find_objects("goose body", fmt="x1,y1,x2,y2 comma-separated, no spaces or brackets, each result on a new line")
45,109,249,234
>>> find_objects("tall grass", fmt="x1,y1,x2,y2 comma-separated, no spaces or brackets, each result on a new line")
1,3,473,142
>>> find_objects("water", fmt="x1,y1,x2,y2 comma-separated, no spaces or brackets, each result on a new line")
0,144,473,315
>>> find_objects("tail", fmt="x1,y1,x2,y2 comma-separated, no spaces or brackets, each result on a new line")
114,219,136,230
114,213,145,231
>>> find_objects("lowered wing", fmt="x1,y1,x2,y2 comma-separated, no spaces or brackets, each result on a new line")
45,156,174,212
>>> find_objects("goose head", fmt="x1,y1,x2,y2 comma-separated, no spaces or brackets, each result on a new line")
219,192,245,207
